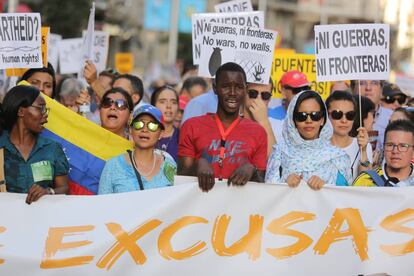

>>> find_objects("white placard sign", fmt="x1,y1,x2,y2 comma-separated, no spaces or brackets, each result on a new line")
214,0,253,13
0,13,43,69
58,38,83,74
198,22,277,84
192,11,264,64
47,33,62,70
83,30,109,73
314,24,390,82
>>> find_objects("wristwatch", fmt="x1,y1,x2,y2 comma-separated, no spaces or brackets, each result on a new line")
47,187,55,195
360,160,371,167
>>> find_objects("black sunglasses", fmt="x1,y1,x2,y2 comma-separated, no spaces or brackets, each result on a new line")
383,95,407,105
294,111,324,122
100,98,129,110
329,110,356,121
248,89,272,101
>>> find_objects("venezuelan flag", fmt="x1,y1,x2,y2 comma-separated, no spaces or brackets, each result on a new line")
42,96,133,195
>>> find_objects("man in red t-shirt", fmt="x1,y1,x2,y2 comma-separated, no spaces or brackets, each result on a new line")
178,62,268,191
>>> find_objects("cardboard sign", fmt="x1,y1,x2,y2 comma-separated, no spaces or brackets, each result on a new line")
198,22,277,85
115,53,134,74
47,33,62,71
214,0,253,13
314,24,390,82
0,13,43,69
58,38,83,74
271,52,331,99
192,11,264,64
5,26,49,77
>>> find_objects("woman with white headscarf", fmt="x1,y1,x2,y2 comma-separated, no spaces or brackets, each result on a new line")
265,90,351,189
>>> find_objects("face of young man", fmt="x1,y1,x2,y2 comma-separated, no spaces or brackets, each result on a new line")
214,71,246,116
384,130,414,172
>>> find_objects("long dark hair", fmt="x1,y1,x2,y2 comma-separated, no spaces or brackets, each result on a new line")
150,85,179,106
349,95,375,137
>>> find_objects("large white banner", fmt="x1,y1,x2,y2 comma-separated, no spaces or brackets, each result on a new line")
314,24,390,82
0,13,43,69
192,11,264,64
0,178,412,275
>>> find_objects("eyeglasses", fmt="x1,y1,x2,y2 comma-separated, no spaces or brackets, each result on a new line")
383,96,407,105
132,120,160,132
30,105,50,115
359,80,381,87
293,111,324,122
384,142,414,152
100,98,129,111
329,110,356,121
248,89,272,101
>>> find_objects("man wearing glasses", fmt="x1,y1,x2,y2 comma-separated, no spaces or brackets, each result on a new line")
381,83,408,111
353,120,414,187
242,80,277,156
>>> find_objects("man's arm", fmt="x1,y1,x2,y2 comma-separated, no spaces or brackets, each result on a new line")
178,156,215,192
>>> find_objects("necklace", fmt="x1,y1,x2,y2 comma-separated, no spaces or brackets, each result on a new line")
131,150,157,177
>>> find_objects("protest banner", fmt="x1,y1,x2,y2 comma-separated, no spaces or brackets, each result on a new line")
192,11,264,64
0,180,412,275
48,33,62,70
5,26,49,77
0,13,43,70
214,0,253,13
58,38,83,74
271,52,331,99
314,24,390,82
198,22,277,84
115,53,134,74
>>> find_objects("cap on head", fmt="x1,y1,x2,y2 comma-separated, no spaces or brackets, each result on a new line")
382,83,406,98
130,104,165,129
280,70,310,88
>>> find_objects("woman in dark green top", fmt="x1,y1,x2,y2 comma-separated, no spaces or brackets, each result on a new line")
0,84,69,204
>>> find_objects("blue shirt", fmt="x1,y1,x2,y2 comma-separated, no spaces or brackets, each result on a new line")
182,90,217,124
98,149,177,194
0,132,69,193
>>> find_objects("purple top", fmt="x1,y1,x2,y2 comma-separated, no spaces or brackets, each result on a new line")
156,127,179,162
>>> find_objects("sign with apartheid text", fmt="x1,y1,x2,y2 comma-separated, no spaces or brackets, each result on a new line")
214,0,253,13
192,11,264,64
0,178,412,276
198,22,277,84
271,52,331,99
0,13,43,70
48,33,62,70
314,24,390,82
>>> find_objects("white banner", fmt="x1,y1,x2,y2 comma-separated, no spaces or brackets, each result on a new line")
0,177,412,275
314,24,390,82
0,13,43,69
47,33,62,70
198,22,277,84
192,11,264,64
88,31,109,73
58,38,83,74
214,0,253,13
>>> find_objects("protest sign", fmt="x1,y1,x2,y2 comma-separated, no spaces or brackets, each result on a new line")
48,33,62,70
58,38,83,74
82,30,109,73
198,22,277,84
0,13,42,70
5,27,49,77
0,180,412,275
314,24,390,82
214,0,253,13
115,53,134,74
271,52,331,99
192,11,264,64
79,2,95,79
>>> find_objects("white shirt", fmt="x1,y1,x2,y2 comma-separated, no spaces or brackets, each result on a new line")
269,117,284,145
343,138,373,180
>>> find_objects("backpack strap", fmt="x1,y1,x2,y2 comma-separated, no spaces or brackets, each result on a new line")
0,148,6,192
364,169,386,187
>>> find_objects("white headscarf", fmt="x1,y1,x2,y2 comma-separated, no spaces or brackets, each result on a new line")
265,91,352,185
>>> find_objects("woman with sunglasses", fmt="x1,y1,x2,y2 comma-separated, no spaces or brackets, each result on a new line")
265,90,351,189
150,85,179,161
98,104,176,194
0,84,69,204
243,82,277,156
99,88,133,139
326,91,372,180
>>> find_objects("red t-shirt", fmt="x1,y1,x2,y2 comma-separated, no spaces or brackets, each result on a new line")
179,114,268,179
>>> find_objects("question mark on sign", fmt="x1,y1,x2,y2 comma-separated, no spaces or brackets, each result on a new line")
33,17,39,40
